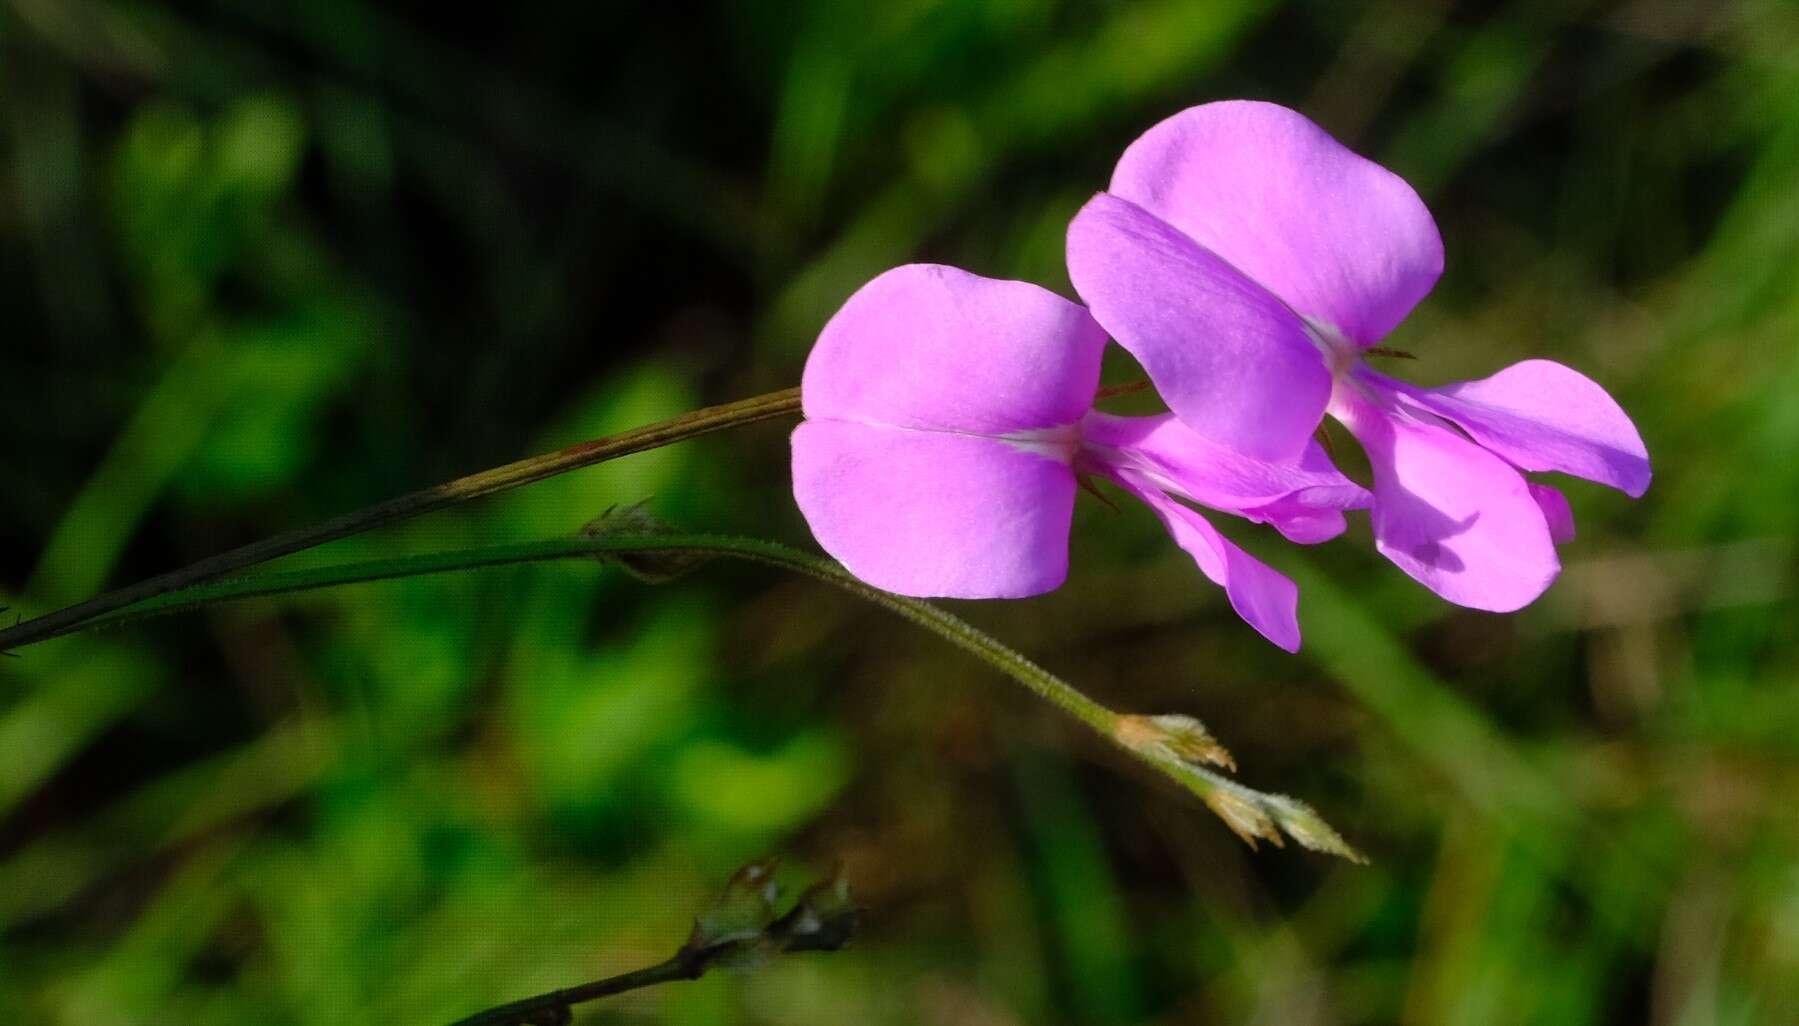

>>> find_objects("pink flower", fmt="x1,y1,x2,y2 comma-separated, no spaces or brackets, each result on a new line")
791,264,1369,651
1067,100,1650,612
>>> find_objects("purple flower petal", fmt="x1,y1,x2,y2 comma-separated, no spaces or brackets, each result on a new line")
1066,193,1332,461
1530,482,1576,544
1387,360,1651,498
802,264,1107,435
1108,469,1303,652
1108,100,1443,347
1241,497,1352,545
1081,411,1369,536
1334,391,1560,612
791,420,1076,599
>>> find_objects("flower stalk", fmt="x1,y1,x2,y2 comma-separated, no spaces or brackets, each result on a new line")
55,527,1362,860
0,375,1358,858
0,387,801,652
447,861,859,1026
0,381,1165,654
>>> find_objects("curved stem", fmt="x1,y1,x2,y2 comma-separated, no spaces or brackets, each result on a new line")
56,531,1362,860
446,954,695,1026
447,859,857,1025
0,388,800,652
65,532,1121,740
0,380,1160,654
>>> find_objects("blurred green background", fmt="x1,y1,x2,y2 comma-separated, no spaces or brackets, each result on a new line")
3,1,1797,1023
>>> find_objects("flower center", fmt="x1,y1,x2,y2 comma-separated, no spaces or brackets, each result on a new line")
1301,316,1362,381
999,422,1082,464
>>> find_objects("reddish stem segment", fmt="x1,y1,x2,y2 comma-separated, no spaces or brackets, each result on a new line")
0,388,802,652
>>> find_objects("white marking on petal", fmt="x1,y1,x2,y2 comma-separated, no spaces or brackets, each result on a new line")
998,423,1082,464
1301,315,1362,381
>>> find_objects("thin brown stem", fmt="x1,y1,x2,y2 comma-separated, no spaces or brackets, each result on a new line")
1094,378,1152,401
1364,346,1417,360
0,388,801,653
445,954,698,1026
447,861,858,1026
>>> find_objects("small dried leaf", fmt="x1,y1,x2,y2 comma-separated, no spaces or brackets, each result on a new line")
581,501,712,583
1258,793,1368,864
1115,713,1235,771
687,859,782,952
773,864,860,953
1113,712,1362,861
1193,769,1367,863
1203,786,1281,850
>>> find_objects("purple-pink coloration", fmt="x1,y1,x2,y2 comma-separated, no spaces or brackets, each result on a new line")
1067,100,1649,612
791,264,1369,651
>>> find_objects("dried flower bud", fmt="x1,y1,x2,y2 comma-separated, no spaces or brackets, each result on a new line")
1114,713,1365,862
686,860,782,953
1114,713,1235,771
581,501,712,583
772,864,860,953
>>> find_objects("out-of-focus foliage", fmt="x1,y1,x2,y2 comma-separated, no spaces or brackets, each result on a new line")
2,1,1797,1023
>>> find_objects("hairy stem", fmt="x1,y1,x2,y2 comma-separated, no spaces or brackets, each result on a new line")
0,380,1163,653
51,532,1365,861
66,532,1123,741
0,388,800,652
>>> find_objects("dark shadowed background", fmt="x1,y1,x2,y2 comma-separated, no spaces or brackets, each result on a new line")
3,1,1797,1023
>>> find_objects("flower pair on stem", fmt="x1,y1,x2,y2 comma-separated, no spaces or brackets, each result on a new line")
0,100,1652,863
793,100,1650,649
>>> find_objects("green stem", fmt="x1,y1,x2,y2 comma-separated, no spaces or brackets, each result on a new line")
71,532,1122,740
0,380,1156,654
60,531,1364,860
0,388,801,653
